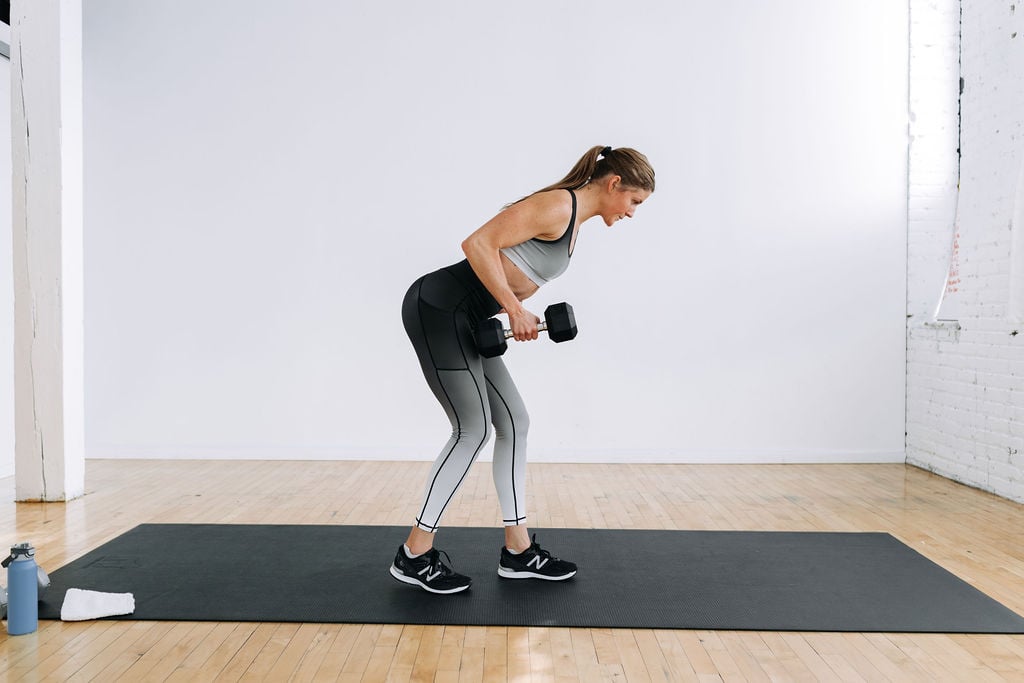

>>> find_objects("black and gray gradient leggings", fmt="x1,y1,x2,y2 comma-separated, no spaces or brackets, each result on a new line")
402,259,529,532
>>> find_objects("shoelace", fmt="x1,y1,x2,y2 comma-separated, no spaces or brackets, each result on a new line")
424,548,457,578
528,534,557,561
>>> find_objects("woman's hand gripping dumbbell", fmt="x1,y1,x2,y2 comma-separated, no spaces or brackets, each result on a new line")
475,302,578,358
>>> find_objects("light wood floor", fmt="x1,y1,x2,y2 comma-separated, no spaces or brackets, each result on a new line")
2,459,1024,682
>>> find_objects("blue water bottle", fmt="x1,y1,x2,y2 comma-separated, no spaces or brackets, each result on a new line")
3,543,39,635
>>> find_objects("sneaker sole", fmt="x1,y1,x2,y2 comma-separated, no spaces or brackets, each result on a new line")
497,566,577,581
389,565,471,594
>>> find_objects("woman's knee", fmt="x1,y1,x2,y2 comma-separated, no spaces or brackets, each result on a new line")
492,401,529,440
456,418,493,445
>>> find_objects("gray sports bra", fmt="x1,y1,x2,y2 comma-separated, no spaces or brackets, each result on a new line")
500,189,577,286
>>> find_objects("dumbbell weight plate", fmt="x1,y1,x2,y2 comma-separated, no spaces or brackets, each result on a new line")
543,302,578,343
475,318,508,358
38,566,50,600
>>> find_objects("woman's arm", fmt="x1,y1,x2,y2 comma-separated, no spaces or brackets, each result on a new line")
461,191,573,341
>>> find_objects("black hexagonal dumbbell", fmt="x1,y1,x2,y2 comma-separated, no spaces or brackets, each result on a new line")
475,302,578,358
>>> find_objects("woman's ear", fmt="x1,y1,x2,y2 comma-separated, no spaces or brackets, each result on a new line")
603,175,622,193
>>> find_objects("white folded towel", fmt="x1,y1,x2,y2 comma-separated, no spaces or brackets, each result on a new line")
60,588,136,621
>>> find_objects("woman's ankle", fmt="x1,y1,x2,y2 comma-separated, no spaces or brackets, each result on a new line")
406,527,435,555
504,526,531,553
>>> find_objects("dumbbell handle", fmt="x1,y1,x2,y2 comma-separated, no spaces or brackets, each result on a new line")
502,322,548,340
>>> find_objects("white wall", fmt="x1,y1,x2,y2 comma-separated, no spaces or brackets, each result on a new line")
907,0,1024,502
1,22,12,479
82,1,908,463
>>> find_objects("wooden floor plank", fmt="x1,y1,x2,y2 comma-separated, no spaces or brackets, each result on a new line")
2,460,1024,681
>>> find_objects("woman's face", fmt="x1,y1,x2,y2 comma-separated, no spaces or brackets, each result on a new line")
602,179,652,227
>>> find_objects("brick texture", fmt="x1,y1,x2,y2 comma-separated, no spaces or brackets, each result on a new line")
907,0,1024,502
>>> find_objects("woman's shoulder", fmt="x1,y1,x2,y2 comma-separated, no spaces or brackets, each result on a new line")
505,190,574,241
509,189,574,223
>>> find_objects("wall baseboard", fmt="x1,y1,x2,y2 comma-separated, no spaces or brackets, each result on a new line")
85,446,907,465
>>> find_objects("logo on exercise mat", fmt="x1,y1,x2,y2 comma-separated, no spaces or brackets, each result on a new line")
85,556,143,570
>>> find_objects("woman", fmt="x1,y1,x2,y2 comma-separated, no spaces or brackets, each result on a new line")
392,145,655,593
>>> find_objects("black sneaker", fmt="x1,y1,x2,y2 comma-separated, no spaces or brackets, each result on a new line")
497,534,577,581
390,546,472,594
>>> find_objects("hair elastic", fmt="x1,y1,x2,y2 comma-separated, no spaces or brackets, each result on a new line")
601,146,613,157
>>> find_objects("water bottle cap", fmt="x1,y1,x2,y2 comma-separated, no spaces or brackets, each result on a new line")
2,542,35,567
11,542,35,557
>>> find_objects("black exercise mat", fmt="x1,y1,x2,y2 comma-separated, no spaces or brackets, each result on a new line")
38,524,1024,632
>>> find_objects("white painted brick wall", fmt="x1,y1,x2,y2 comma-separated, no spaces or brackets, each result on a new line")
907,0,1024,503
907,0,962,322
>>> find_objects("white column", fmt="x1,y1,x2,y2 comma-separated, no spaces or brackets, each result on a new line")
11,0,85,501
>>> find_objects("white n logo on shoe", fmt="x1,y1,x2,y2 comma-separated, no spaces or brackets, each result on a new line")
526,555,548,570
419,566,441,582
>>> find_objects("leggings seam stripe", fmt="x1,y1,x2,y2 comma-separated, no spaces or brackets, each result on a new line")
417,302,489,530
486,375,521,525
428,307,490,526
414,289,464,526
